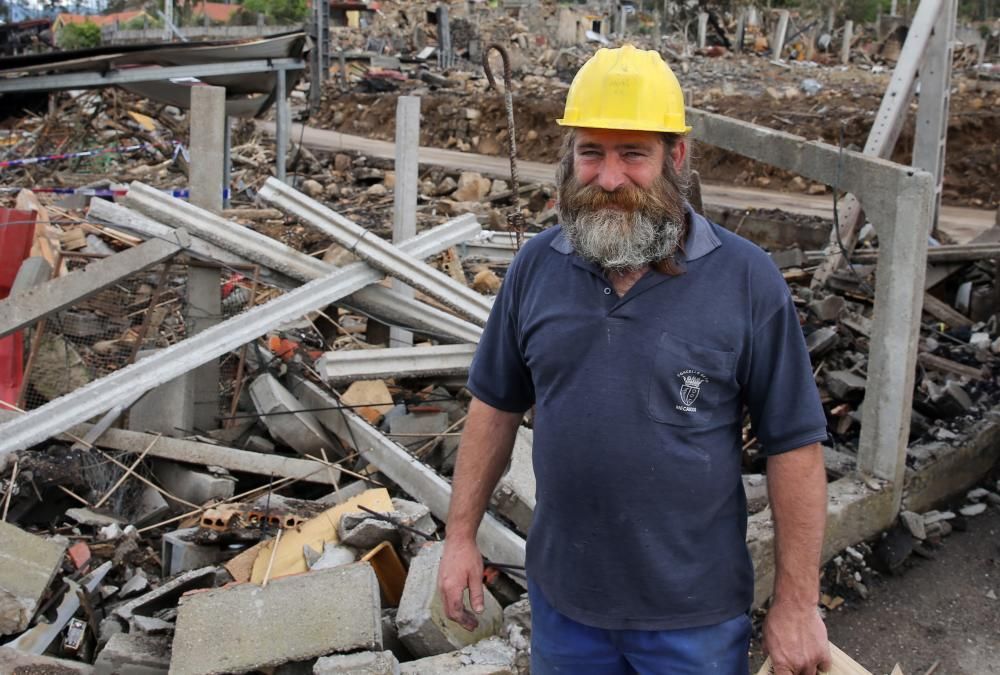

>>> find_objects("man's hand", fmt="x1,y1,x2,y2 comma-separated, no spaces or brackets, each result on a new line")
761,600,831,675
437,536,485,631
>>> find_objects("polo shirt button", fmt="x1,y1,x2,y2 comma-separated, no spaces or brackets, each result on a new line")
604,287,612,295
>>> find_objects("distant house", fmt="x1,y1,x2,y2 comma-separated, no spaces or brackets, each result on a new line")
187,2,242,24
52,10,150,33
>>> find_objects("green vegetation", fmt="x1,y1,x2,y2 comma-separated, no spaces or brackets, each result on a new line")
59,21,102,50
241,0,307,24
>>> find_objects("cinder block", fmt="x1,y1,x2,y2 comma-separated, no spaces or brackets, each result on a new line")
94,632,170,675
491,427,534,534
0,521,68,636
161,528,226,577
396,542,502,658
313,650,400,675
170,563,382,675
152,461,236,506
398,637,516,674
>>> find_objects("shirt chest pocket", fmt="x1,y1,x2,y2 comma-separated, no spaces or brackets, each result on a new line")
647,332,740,427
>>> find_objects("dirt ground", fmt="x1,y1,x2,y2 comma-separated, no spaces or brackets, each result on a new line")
314,59,1000,210
749,496,1000,675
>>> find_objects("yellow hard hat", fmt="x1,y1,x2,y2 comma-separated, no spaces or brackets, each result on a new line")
557,45,691,134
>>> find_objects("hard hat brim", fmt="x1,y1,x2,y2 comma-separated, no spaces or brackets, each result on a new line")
555,118,692,135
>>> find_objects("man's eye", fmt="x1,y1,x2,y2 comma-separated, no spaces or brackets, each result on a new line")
624,152,647,159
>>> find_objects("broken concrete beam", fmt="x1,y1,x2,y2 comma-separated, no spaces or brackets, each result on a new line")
170,563,382,675
769,247,805,270
339,515,400,550
121,182,483,342
0,646,94,673
250,373,340,459
0,236,186,339
152,461,236,506
396,542,503,658
398,637,517,674
94,632,171,675
318,344,477,384
258,177,491,325
0,207,481,455
313,650,400,675
491,427,535,534
88,198,298,290
112,566,217,625
288,375,527,576
0,520,68,636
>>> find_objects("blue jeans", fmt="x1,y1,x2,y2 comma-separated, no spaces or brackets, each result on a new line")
529,580,751,675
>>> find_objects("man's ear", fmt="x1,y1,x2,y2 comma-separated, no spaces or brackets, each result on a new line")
670,139,688,175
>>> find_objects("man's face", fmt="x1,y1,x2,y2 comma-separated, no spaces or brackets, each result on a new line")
558,128,689,273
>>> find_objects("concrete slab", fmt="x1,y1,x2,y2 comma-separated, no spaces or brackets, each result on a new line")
396,542,502,658
313,650,400,674
398,637,516,674
0,521,68,636
170,563,382,675
249,373,339,458
93,632,170,675
491,427,534,534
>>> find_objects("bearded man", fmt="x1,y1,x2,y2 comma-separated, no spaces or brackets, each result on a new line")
438,45,831,675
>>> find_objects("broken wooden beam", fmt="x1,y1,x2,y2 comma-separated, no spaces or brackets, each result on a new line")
917,352,987,380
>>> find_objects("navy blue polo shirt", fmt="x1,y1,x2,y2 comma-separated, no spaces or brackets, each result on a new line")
466,206,828,631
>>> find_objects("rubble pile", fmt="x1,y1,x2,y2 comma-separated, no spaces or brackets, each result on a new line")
1,2,999,672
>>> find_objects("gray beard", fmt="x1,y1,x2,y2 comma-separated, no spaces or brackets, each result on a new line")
561,209,684,273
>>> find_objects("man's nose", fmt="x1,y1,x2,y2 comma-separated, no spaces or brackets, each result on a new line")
595,157,627,192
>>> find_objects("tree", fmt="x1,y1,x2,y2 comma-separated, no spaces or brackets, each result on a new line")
242,0,307,24
59,21,102,50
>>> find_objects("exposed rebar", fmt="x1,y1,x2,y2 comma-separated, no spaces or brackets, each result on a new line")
483,43,525,252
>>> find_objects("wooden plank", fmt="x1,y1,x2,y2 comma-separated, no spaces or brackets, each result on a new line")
756,642,873,675
917,352,986,380
922,292,973,328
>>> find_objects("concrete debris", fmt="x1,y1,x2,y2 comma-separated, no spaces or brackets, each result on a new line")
170,563,383,675
313,650,401,675
94,632,171,675
396,542,503,658
398,636,517,674
0,520,68,636
0,4,998,673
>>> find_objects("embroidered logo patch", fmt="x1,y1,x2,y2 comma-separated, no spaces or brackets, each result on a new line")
676,370,709,412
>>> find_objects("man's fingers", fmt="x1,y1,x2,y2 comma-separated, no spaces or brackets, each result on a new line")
468,570,485,614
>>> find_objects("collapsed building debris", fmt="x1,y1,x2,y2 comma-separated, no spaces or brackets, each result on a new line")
0,0,998,672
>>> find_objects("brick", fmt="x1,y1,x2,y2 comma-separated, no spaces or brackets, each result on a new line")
0,521,68,636
313,650,400,674
170,563,382,675
396,542,502,657
398,637,516,674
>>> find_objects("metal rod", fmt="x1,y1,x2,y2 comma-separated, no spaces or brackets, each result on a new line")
483,43,525,252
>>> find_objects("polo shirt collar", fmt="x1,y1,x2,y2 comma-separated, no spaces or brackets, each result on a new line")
549,203,721,262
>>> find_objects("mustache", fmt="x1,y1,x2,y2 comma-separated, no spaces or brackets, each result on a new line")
560,174,681,220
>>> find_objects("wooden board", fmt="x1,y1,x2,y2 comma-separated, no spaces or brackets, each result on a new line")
755,642,878,675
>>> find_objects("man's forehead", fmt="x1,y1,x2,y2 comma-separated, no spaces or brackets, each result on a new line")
574,128,662,150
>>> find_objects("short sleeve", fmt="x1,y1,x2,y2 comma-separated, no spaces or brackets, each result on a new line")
466,260,535,413
744,296,828,455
